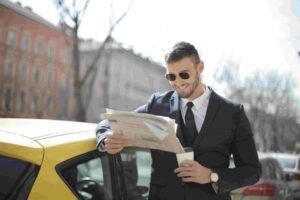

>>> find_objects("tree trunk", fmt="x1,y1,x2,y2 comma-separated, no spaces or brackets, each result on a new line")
73,21,85,121
103,43,112,109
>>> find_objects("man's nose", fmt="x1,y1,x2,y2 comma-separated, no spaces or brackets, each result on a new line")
173,76,185,85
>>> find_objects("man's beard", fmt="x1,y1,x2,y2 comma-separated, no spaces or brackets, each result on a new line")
177,75,200,99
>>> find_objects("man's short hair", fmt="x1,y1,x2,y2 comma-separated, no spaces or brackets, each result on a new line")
165,42,200,64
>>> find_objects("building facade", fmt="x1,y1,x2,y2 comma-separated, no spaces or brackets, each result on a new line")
80,40,171,122
0,0,74,119
0,0,171,122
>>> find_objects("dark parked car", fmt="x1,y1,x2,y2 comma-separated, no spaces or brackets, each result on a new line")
230,153,294,200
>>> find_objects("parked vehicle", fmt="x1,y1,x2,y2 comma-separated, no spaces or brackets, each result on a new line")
0,118,147,200
1,118,296,200
230,153,294,200
127,149,296,200
270,153,300,200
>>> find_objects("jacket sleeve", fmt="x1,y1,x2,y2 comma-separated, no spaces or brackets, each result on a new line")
213,105,261,194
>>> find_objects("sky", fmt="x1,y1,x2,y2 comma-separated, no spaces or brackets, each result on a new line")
9,0,300,91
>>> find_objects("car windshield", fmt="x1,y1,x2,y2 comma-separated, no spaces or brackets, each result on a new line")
277,158,296,169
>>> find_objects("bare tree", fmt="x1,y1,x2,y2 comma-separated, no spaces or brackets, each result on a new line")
214,61,300,152
54,0,134,121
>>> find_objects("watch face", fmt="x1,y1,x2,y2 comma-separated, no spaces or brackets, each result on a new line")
211,173,219,182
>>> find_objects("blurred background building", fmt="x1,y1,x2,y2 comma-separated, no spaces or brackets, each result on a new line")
0,0,170,122
0,0,75,119
80,39,170,122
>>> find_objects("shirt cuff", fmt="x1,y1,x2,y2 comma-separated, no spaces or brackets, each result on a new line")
212,182,219,194
97,138,107,152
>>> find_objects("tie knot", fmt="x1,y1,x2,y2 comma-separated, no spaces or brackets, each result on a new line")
186,102,194,109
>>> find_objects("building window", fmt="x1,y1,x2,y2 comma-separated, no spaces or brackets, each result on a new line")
4,57,14,78
34,38,43,55
60,91,69,118
19,91,26,112
0,20,2,43
59,74,69,118
31,94,39,113
21,33,31,51
19,62,28,81
7,29,17,47
33,64,40,83
46,68,53,86
61,74,69,90
47,42,55,58
45,96,52,114
4,88,12,112
63,49,70,65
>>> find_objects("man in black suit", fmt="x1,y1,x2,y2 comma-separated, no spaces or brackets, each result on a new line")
96,42,261,200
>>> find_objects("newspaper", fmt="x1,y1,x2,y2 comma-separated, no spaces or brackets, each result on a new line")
104,109,184,153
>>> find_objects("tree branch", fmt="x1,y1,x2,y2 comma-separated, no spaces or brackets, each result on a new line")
80,0,135,85
78,0,91,25
55,0,74,22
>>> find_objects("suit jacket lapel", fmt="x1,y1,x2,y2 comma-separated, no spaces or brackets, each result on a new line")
169,92,186,146
193,89,222,147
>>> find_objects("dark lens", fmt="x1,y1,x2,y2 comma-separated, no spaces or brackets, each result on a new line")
165,74,176,81
179,72,189,79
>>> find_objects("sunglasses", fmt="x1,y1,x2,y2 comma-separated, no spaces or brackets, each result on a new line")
165,72,190,81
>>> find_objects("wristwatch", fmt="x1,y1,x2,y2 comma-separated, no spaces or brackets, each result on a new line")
210,171,219,183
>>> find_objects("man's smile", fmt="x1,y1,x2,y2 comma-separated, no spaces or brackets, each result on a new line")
177,84,189,92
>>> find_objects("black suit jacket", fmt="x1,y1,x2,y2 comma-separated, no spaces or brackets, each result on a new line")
96,89,261,200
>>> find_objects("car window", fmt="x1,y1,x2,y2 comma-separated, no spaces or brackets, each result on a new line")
0,156,39,200
277,158,296,170
268,160,278,179
136,150,151,188
120,148,151,200
260,159,269,178
57,151,113,200
264,158,285,181
272,160,284,180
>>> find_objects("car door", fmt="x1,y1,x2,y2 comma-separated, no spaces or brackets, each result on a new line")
116,148,152,200
57,150,127,200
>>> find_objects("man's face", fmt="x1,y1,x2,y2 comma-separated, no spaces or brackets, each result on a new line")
166,57,204,100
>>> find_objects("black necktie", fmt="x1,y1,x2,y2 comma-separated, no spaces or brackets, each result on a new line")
185,102,198,146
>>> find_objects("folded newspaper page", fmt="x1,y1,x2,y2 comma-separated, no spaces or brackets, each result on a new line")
104,109,184,153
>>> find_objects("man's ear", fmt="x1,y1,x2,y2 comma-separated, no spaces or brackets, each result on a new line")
197,60,204,73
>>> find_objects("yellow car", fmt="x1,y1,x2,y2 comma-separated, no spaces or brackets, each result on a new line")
0,118,149,200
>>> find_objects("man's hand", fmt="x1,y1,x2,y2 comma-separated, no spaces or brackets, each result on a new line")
104,132,129,154
174,160,212,184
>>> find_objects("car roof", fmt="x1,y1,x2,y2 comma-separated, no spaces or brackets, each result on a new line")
0,118,96,139
258,152,272,159
0,118,97,165
269,152,299,159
